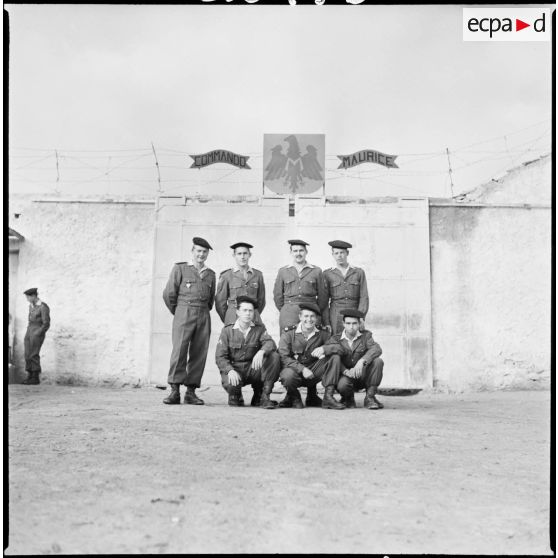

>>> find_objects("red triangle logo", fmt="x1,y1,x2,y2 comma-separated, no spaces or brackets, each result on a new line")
516,19,530,31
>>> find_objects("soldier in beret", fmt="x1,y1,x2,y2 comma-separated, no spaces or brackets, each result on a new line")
215,296,280,409
323,309,384,409
273,239,329,405
323,240,369,335
22,288,51,385
162,237,216,406
278,302,345,410
215,242,266,326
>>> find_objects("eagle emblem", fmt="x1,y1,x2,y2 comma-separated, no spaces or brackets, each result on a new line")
263,134,325,195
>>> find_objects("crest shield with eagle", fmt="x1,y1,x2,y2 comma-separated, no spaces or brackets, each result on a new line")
263,134,325,195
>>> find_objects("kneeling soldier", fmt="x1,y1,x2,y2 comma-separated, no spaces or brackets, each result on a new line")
323,309,384,410
278,302,344,410
215,296,280,409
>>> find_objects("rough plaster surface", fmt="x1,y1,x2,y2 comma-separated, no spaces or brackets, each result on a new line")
10,200,155,386
430,205,551,391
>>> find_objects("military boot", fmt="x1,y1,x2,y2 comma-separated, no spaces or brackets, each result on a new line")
288,388,304,409
23,372,40,385
163,384,181,405
305,384,323,407
184,386,204,405
342,392,356,408
260,383,278,409
322,386,345,410
228,387,243,407
278,391,292,408
364,386,384,410
250,385,262,407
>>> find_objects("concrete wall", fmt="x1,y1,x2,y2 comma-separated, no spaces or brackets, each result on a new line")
10,199,155,386
430,204,551,391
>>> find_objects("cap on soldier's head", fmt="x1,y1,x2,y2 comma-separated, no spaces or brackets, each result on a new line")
288,239,309,248
236,295,258,310
328,240,352,249
23,287,38,296
192,237,212,250
298,302,321,316
230,242,253,250
341,309,364,320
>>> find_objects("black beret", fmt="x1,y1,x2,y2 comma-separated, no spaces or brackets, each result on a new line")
23,288,38,296
328,240,352,249
192,237,212,250
288,239,309,247
298,302,321,316
230,242,253,250
236,296,258,310
340,309,365,319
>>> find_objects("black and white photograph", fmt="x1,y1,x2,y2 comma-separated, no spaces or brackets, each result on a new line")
6,2,553,555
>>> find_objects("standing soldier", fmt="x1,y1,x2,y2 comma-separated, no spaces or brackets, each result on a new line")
323,309,384,410
22,288,50,385
323,240,369,335
273,239,329,405
278,303,344,410
215,296,280,409
162,237,216,406
215,242,266,326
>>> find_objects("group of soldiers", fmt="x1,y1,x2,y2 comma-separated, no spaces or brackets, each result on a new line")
162,237,385,410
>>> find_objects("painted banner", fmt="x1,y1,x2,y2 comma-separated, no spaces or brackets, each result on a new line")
189,150,251,169
337,149,399,169
263,134,325,194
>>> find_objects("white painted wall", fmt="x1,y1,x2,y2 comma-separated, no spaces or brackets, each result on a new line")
430,204,551,391
10,199,155,386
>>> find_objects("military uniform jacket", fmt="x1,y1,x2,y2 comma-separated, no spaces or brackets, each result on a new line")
322,329,382,369
26,300,50,336
278,326,341,374
163,262,216,315
215,324,277,374
273,264,328,312
323,266,369,311
215,267,266,322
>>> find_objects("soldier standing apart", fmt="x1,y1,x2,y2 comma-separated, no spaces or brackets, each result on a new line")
323,240,369,335
215,242,266,326
215,296,280,409
323,309,384,410
162,237,216,406
22,287,50,385
278,303,344,410
273,239,329,406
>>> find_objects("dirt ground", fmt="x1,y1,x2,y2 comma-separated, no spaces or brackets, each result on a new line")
6,384,552,555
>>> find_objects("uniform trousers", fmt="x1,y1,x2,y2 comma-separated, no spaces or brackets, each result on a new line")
280,354,342,390
337,357,384,395
220,352,281,393
24,326,46,373
168,304,211,387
